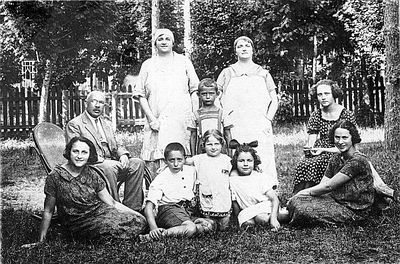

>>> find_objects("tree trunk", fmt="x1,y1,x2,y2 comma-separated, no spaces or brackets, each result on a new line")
383,0,400,150
38,58,54,123
183,0,192,59
151,0,160,57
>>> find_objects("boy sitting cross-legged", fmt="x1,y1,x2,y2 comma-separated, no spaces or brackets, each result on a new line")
140,142,213,241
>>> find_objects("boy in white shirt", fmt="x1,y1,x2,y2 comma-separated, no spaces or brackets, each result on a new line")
140,142,213,241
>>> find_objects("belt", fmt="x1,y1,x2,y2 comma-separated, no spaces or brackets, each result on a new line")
176,200,191,208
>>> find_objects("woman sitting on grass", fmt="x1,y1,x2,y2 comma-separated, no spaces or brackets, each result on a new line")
229,140,288,230
23,137,147,248
288,120,382,225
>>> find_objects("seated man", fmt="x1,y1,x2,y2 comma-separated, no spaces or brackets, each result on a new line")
65,91,145,211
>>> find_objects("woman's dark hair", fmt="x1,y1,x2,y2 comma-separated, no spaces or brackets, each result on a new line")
309,79,343,100
329,120,361,145
164,142,186,159
63,136,98,164
229,140,261,171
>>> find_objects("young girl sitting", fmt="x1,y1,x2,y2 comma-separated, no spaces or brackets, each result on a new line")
186,129,232,231
229,140,286,230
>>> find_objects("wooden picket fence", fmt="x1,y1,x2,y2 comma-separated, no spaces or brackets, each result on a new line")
0,75,385,139
0,84,145,138
278,75,385,122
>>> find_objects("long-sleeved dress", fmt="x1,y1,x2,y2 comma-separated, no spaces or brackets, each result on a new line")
45,165,147,239
134,52,199,160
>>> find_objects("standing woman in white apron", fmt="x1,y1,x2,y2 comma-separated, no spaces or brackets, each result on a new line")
134,29,199,175
217,36,279,186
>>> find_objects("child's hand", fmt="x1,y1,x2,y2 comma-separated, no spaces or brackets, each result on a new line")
149,228,165,240
270,218,280,232
149,119,160,131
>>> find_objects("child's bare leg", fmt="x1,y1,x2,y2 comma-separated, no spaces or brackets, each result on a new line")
162,220,197,238
241,218,256,229
254,213,270,226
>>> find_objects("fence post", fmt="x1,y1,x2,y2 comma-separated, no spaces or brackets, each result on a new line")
62,89,68,127
111,91,117,131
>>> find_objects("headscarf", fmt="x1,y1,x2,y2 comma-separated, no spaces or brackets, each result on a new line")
233,36,254,50
154,28,175,45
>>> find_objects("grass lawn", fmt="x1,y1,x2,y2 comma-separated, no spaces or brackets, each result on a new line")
1,125,400,263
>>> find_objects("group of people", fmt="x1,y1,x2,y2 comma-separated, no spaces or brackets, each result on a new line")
27,29,399,247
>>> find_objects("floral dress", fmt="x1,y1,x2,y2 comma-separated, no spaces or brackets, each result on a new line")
293,108,356,189
44,165,146,239
288,152,375,225
134,52,199,160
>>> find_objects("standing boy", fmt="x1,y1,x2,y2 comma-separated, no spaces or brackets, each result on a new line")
187,78,233,156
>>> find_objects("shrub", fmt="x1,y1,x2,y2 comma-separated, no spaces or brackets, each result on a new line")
275,91,294,124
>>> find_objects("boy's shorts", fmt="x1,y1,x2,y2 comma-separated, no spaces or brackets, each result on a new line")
156,202,196,228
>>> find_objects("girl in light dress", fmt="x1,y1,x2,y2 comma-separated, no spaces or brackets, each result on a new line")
229,140,288,230
186,129,232,231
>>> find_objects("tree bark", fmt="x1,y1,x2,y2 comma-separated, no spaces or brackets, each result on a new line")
38,58,55,123
183,0,192,59
151,0,160,57
383,0,400,150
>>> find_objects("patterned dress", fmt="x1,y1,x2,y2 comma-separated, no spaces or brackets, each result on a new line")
44,165,147,239
288,152,375,225
134,52,199,160
293,108,356,191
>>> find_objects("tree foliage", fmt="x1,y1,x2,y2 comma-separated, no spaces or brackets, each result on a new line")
4,1,120,90
335,0,384,76
190,0,357,80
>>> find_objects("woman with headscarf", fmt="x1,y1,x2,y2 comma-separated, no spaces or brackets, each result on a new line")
134,29,199,173
217,36,279,186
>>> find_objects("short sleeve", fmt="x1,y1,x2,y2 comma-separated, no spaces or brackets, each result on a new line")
145,175,164,206
44,173,57,198
342,109,357,126
187,112,198,132
216,68,231,94
184,56,200,94
264,70,277,92
339,157,369,179
132,59,151,99
221,109,233,130
89,167,106,193
260,173,275,194
324,157,336,179
307,110,321,134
